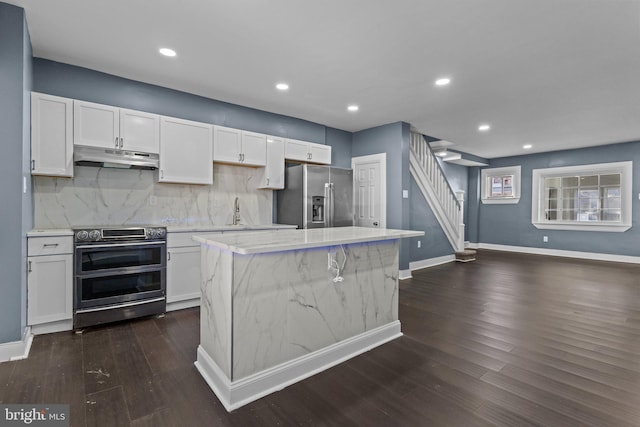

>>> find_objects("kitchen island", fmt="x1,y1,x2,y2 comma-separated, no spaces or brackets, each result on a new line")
192,226,423,411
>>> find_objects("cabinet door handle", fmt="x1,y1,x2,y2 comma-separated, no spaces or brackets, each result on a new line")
115,137,119,148
43,243,59,248
160,170,164,179
28,260,32,273
239,153,242,162
168,251,171,261
119,137,124,148
31,160,35,170
266,178,270,186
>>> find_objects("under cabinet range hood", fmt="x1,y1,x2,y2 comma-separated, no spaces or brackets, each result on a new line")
74,145,159,170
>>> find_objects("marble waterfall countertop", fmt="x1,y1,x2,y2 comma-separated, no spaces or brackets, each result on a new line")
193,226,424,255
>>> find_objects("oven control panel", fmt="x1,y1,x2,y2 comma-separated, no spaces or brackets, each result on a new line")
74,227,166,242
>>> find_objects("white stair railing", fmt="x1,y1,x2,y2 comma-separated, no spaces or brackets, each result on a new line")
409,131,464,252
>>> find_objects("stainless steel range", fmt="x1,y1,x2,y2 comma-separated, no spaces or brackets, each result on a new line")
73,226,167,329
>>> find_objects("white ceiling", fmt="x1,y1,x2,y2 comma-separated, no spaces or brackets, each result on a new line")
8,0,640,158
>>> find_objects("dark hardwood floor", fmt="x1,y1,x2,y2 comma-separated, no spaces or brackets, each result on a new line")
2,249,640,426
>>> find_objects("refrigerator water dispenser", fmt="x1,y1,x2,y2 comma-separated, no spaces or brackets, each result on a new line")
312,196,325,222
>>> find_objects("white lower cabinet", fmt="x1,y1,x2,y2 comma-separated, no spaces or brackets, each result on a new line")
27,235,73,334
166,231,222,311
166,246,202,309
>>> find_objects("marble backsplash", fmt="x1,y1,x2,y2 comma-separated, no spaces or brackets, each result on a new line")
33,164,273,228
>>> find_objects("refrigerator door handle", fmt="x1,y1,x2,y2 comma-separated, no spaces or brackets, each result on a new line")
328,182,335,227
323,183,330,227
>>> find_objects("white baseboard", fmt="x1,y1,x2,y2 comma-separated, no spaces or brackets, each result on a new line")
399,269,412,280
195,321,402,412
477,243,640,264
466,242,479,249
30,319,73,335
166,298,200,312
409,254,456,271
0,327,33,362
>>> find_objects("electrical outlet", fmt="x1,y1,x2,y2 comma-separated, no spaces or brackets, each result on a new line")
327,251,336,269
149,195,157,206
543,236,548,243
417,240,421,248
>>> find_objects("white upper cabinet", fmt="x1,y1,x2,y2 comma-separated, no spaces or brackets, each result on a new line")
284,139,309,162
213,125,266,166
159,116,213,185
119,108,160,153
241,131,267,166
31,92,74,177
284,139,331,165
213,125,241,163
308,143,332,164
74,100,119,149
258,137,285,189
74,100,159,153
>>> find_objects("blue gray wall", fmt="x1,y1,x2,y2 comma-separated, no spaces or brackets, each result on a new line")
352,122,412,269
468,140,640,256
0,3,31,344
33,59,350,156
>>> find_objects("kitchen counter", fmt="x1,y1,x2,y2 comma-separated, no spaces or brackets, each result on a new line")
193,226,423,411
193,226,422,254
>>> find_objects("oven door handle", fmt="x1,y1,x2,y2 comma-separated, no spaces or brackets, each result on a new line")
75,297,166,314
75,241,165,249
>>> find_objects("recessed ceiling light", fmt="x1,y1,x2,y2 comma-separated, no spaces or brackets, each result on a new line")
275,83,289,91
159,48,176,57
347,105,359,112
435,78,451,86
523,144,532,150
478,124,491,132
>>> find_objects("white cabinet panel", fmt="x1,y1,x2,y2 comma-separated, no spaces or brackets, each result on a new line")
31,92,74,177
213,126,266,166
258,137,285,189
27,254,73,325
74,101,160,153
284,139,331,165
120,108,160,153
284,139,309,162
240,131,266,166
74,100,120,149
27,235,73,327
309,143,331,165
167,246,202,303
159,116,213,184
213,125,242,163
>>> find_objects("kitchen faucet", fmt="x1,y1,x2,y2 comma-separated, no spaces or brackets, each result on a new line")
233,197,241,225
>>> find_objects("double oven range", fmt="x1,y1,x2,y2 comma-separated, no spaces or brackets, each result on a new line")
73,226,167,330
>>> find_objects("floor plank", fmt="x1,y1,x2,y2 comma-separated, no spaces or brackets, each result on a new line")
1,249,640,426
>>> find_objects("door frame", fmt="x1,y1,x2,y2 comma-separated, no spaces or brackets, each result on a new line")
351,153,387,229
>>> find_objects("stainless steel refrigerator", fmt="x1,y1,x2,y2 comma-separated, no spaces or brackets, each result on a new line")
277,164,353,229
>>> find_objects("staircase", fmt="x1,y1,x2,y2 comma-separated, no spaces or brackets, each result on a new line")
409,131,475,261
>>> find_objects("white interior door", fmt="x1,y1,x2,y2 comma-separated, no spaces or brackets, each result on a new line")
352,154,386,228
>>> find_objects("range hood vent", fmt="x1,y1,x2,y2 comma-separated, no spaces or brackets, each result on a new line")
74,145,159,170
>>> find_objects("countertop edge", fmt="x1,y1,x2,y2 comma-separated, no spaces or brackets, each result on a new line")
193,228,424,255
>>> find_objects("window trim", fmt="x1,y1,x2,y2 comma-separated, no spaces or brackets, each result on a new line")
481,165,521,204
531,161,632,232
